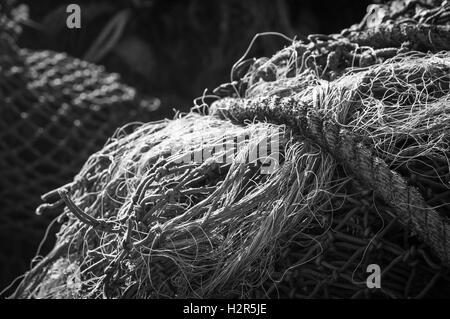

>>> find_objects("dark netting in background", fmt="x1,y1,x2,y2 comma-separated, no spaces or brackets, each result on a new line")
15,0,375,109
255,183,450,298
0,4,159,288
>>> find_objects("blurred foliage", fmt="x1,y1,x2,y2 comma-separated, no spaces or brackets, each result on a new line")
15,0,374,115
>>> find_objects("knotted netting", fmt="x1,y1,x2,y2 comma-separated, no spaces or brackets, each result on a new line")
0,5,159,287
8,0,450,298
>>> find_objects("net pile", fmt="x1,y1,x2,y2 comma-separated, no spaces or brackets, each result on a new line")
0,6,158,288
9,0,450,298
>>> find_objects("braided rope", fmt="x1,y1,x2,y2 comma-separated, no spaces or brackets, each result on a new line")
345,22,450,51
211,92,450,265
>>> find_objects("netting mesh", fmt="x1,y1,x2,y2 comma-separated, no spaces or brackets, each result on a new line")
254,185,450,298
6,0,450,299
0,6,158,287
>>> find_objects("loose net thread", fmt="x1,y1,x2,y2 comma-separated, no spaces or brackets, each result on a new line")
9,0,450,298
12,114,349,298
253,184,450,299
13,104,450,298
217,0,450,101
211,52,450,265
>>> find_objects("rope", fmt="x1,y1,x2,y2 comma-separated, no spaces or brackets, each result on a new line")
211,91,450,265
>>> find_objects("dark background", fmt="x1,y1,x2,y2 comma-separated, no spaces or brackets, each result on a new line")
17,0,377,119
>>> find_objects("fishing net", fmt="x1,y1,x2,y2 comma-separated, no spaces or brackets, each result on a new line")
0,5,159,288
8,0,450,298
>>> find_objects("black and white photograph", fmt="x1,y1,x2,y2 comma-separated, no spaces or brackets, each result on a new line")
0,0,449,306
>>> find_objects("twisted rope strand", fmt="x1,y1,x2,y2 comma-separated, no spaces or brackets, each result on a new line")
211,94,450,265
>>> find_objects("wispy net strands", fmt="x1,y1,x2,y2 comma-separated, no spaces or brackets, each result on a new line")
223,0,450,99
12,115,346,298
252,184,450,299
211,52,450,265
344,0,450,50
8,0,450,298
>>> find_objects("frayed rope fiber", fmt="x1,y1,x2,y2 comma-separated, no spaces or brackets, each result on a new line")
8,0,450,299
